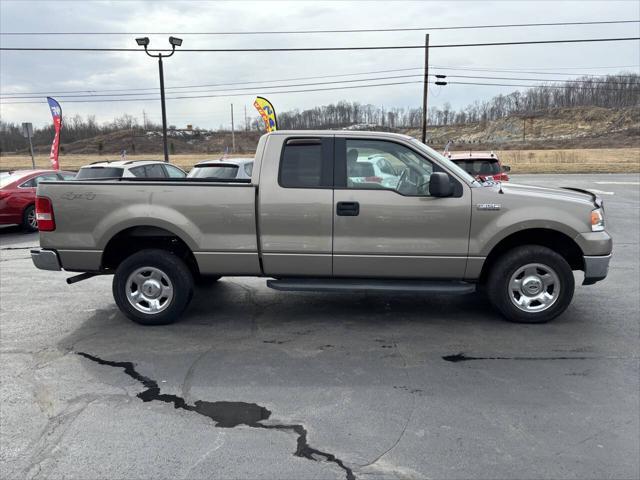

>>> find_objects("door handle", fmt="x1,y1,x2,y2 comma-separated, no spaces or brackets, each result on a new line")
337,201,359,216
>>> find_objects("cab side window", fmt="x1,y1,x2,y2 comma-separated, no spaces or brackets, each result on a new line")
344,139,435,196
279,138,333,188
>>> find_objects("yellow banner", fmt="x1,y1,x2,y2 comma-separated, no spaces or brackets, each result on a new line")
253,96,277,132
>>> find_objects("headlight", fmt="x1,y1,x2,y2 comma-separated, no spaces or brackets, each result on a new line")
591,208,605,232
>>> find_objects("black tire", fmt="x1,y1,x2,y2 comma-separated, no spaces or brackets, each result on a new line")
22,204,38,232
486,245,574,324
195,274,222,286
112,249,194,325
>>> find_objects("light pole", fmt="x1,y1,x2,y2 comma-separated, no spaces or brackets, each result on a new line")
135,36,183,162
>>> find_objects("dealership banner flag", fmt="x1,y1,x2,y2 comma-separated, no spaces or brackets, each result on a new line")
46,97,62,170
253,96,277,132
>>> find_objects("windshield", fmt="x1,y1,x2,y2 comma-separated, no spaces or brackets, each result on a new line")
76,167,124,179
0,172,30,188
409,139,478,184
188,164,239,179
453,159,501,176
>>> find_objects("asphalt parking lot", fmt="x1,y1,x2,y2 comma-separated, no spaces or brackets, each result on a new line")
1,173,638,480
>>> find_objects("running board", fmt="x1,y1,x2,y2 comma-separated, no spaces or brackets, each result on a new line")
266,278,475,294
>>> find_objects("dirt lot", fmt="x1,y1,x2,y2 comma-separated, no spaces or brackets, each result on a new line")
496,148,640,174
1,148,639,174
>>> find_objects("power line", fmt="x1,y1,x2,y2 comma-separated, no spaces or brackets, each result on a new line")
438,74,638,84
1,74,428,99
3,65,638,97
431,65,640,76
2,20,638,35
4,72,637,100
1,36,638,52
1,81,428,104
2,78,634,105
5,66,638,97
0,68,424,95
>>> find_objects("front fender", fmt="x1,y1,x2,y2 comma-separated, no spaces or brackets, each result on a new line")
470,205,588,257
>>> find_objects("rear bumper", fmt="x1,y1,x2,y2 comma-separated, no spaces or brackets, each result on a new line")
583,254,611,285
31,249,62,271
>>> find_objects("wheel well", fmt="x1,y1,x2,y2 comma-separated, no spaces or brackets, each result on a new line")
102,226,199,275
479,228,584,283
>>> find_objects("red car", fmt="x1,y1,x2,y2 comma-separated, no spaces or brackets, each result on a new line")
446,151,511,182
0,169,76,232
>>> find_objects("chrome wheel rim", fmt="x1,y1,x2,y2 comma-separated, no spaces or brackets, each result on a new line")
27,208,37,229
508,263,560,313
125,266,174,314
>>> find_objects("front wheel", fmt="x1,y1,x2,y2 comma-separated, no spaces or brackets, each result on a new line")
486,245,574,323
112,249,194,325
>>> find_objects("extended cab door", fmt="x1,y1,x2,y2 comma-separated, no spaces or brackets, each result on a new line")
258,135,334,276
332,137,471,278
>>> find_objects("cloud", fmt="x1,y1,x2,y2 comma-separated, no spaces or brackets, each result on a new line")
1,0,638,129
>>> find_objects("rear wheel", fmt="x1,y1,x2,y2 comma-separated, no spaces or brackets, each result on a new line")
112,249,194,325
486,245,574,323
22,205,38,232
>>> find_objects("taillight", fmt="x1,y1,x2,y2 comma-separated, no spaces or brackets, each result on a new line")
35,196,55,231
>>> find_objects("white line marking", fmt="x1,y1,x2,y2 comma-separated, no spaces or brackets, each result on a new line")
594,181,640,185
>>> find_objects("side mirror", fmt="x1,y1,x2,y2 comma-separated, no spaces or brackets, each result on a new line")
502,164,511,173
429,172,453,197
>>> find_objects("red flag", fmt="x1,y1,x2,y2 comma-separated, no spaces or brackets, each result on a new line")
46,97,62,170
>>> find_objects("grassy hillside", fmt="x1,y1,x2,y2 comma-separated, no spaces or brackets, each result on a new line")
2,106,638,173
405,106,639,150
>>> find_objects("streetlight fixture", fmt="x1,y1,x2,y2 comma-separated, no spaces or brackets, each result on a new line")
135,36,183,162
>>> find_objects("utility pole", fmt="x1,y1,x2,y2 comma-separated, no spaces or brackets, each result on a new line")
244,105,248,131
523,117,526,142
421,33,430,143
230,103,236,153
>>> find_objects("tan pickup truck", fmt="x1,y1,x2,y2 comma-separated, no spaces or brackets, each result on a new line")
31,131,612,325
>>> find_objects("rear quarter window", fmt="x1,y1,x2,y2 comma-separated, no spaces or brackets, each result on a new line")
189,165,239,179
76,167,124,179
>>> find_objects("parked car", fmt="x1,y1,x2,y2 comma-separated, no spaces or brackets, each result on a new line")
447,152,510,181
0,169,76,231
32,131,610,326
188,158,254,180
76,160,186,180
347,153,400,189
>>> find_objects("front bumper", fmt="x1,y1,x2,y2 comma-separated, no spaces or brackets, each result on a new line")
31,249,62,271
583,254,611,285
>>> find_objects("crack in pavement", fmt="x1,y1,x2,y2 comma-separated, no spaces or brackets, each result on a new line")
442,352,630,362
76,351,355,480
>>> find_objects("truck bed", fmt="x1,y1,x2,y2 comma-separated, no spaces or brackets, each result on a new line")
37,179,261,275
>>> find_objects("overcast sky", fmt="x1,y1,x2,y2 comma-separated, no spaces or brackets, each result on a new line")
1,0,639,130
